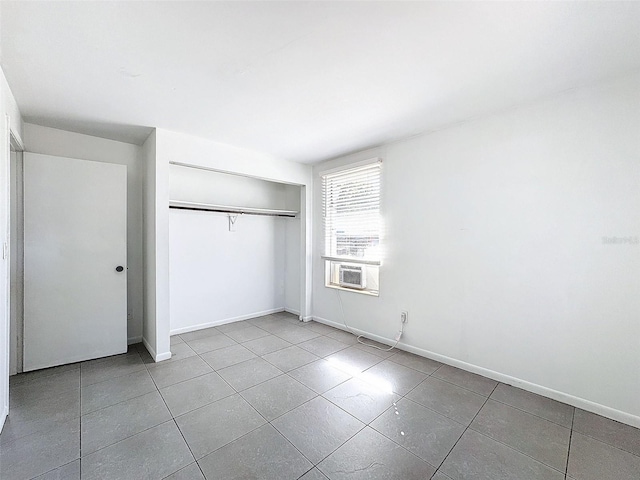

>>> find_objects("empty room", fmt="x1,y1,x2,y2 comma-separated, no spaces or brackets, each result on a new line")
0,1,639,479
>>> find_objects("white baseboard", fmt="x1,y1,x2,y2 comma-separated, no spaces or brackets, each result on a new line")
170,307,286,336
313,315,640,429
155,351,172,362
142,337,172,363
0,405,8,433
283,308,314,323
142,337,156,359
127,336,142,345
282,307,312,321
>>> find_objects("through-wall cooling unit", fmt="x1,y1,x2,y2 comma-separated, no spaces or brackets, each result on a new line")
339,264,366,289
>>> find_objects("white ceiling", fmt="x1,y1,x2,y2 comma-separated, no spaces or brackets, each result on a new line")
2,1,639,163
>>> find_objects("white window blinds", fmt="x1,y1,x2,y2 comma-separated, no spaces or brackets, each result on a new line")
322,161,381,261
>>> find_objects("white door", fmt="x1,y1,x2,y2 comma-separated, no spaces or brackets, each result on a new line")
23,153,127,371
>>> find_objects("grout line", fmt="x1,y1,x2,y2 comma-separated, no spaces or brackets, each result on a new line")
284,364,353,396
165,388,239,420
385,354,444,376
80,363,171,459
297,467,317,479
367,425,440,474
10,375,82,407
187,343,316,474
467,426,568,474
399,364,443,399
190,411,308,473
394,394,469,429
486,396,574,430
80,419,179,461
263,348,434,471
13,314,636,480
145,362,206,479
186,332,608,478
283,415,367,469
424,374,496,398
159,462,202,480
80,371,157,417
355,364,470,474
360,387,443,473
9,363,81,387
80,363,148,389
206,321,366,468
84,345,142,464
255,382,319,424
568,429,640,460
259,353,321,373
29,459,81,480
434,382,499,472
154,368,219,392
3,322,495,475
315,328,592,442
565,408,576,479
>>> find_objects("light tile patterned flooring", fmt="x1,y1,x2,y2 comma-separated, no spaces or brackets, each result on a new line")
1,312,639,479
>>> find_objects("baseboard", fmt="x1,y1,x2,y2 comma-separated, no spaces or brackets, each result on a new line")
141,337,157,360
155,351,172,362
312,315,640,429
283,308,314,323
127,335,142,345
142,337,172,363
170,307,286,335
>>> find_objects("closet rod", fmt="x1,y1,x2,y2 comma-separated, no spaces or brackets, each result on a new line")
169,200,298,218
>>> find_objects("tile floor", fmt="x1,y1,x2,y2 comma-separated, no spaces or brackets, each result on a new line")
1,312,639,479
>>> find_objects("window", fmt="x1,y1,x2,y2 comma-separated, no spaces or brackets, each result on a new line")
322,160,381,295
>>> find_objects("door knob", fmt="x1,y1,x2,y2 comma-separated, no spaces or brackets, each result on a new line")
116,266,124,272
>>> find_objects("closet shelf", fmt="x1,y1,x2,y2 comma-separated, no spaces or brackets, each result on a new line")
169,200,298,217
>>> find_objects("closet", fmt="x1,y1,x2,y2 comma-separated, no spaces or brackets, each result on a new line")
168,163,302,335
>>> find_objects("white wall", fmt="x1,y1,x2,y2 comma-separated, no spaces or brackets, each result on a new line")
151,129,312,353
170,164,299,210
0,66,23,432
312,73,640,427
149,129,310,357
142,130,171,361
284,216,301,314
169,211,286,333
169,165,300,332
1,68,22,141
22,124,144,344
160,130,311,186
142,131,156,354
284,185,302,314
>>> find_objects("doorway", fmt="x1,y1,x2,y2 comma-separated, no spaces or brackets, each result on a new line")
9,136,24,375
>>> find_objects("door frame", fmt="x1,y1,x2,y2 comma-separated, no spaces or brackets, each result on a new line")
1,114,24,431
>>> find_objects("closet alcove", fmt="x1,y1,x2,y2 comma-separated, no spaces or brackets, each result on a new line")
168,163,302,335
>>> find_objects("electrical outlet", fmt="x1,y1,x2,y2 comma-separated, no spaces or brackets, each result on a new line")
401,311,408,323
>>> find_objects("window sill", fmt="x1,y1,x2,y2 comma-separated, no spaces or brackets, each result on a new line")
325,283,379,297
321,255,381,266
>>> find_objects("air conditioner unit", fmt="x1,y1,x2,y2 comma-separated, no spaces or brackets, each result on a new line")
339,264,366,289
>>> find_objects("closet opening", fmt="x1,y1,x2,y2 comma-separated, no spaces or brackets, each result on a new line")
168,163,303,336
